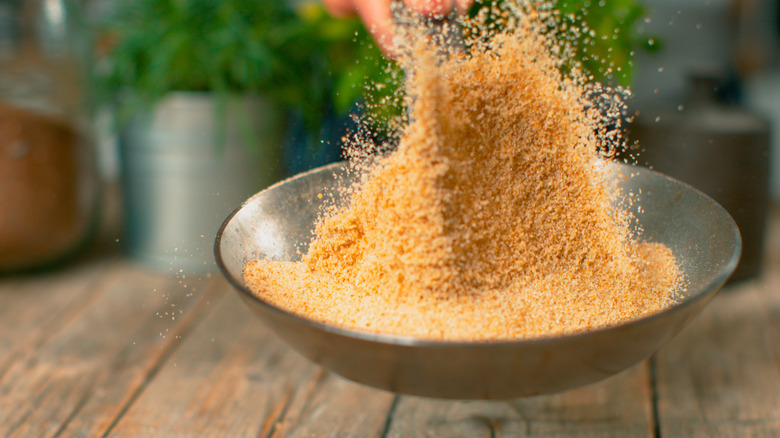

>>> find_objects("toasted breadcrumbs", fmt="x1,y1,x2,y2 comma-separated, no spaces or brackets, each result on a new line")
243,2,679,341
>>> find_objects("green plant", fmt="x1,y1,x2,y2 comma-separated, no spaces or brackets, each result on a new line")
555,0,650,85
466,0,649,86
98,0,396,135
98,0,647,144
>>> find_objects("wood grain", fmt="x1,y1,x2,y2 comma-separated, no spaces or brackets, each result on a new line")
0,261,109,368
270,375,395,438
386,363,654,438
107,284,314,437
0,263,222,437
111,282,655,438
108,281,395,438
0,210,777,437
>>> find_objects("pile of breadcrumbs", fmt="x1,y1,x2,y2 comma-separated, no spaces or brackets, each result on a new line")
244,2,679,341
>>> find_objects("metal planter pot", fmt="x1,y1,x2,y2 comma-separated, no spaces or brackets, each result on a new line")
119,92,284,274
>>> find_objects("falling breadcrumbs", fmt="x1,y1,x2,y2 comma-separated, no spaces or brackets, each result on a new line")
244,2,679,341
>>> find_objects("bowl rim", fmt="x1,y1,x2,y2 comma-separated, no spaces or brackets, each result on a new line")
214,161,742,348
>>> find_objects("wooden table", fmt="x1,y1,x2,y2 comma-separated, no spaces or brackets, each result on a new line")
1,210,779,438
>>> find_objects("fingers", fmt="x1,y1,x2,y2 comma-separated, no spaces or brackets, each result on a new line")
403,0,455,17
321,0,474,57
322,0,356,17
455,0,473,13
353,0,396,55
403,0,472,15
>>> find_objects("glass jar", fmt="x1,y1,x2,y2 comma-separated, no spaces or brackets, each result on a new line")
0,0,98,272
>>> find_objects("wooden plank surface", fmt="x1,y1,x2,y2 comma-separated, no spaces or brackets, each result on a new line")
0,208,777,436
0,262,222,437
386,364,654,438
108,279,396,438
0,262,109,382
108,279,653,438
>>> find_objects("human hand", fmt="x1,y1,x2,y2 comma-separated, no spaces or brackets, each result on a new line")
323,0,471,55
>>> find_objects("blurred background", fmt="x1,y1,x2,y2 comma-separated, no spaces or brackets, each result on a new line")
0,0,778,281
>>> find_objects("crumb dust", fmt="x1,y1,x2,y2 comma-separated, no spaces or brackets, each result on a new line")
244,1,679,341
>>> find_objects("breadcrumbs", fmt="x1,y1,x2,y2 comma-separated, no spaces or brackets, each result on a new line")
244,2,679,341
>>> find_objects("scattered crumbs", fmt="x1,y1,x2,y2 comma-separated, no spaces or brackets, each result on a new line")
244,1,679,341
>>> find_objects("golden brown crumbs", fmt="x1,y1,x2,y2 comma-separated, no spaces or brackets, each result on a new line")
243,2,679,341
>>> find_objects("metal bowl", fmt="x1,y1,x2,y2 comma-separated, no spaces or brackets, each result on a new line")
215,161,741,399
